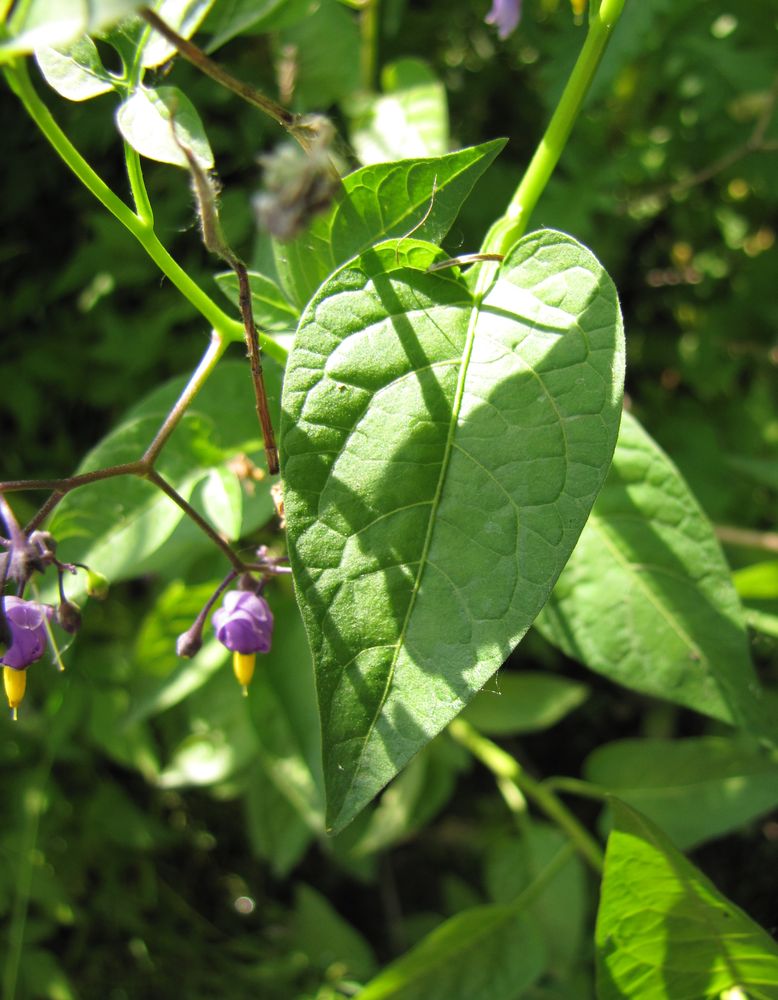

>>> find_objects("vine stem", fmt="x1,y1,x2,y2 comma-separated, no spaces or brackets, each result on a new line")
481,0,627,257
2,58,288,365
448,718,605,874
145,470,243,570
359,0,380,92
140,8,295,131
143,332,226,464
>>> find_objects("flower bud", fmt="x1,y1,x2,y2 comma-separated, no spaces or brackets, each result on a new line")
56,600,81,634
86,569,109,601
212,590,273,693
176,625,204,659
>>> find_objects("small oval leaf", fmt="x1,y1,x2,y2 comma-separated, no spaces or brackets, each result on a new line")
116,85,214,168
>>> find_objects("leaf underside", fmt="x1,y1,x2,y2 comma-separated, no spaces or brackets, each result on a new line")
281,229,625,832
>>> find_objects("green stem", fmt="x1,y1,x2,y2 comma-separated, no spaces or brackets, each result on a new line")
2,780,44,1000
481,0,627,256
124,142,154,226
2,59,291,362
449,719,604,873
360,0,380,92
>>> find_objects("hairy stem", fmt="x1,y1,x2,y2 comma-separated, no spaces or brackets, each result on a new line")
449,718,605,873
140,8,295,131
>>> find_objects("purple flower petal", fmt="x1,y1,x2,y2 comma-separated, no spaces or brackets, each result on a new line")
212,590,273,655
1,596,53,670
485,0,522,39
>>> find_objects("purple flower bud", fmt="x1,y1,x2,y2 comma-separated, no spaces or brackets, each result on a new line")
176,624,204,659
1,597,54,670
56,600,81,635
212,590,273,655
485,0,522,38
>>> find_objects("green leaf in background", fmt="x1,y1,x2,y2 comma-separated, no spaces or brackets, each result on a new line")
116,85,214,168
357,903,546,1000
246,587,325,831
214,270,300,334
352,736,468,855
281,230,624,831
596,799,778,999
734,560,778,600
200,465,242,540
462,671,589,736
47,361,280,593
348,58,449,166
485,824,587,973
584,737,778,851
2,0,140,57
47,413,206,588
292,883,377,983
273,139,506,308
202,0,314,50
244,760,314,877
536,410,772,737
276,0,359,109
157,667,260,788
139,0,215,68
35,35,115,101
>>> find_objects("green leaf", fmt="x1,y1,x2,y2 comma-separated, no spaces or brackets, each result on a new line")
281,230,625,831
2,0,140,56
584,737,778,851
276,0,359,109
35,35,114,101
462,671,589,736
214,270,300,334
244,760,314,877
292,883,377,982
536,410,773,737
352,736,467,855
246,587,325,831
349,58,449,165
202,0,313,50
596,799,778,999
200,466,242,540
273,139,506,308
47,361,280,593
485,824,587,972
734,560,778,600
157,669,260,788
357,904,546,1000
47,413,205,587
116,85,214,168
139,0,215,68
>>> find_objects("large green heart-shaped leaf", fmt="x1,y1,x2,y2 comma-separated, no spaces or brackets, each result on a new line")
281,230,625,831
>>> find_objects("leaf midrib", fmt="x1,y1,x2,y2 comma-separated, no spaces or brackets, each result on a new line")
334,284,482,821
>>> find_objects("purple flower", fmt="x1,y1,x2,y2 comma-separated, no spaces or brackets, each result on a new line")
1,597,54,670
212,590,273,655
485,0,522,38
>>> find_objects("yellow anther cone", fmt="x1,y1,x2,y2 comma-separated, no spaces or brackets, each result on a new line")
233,652,256,695
4,666,27,719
